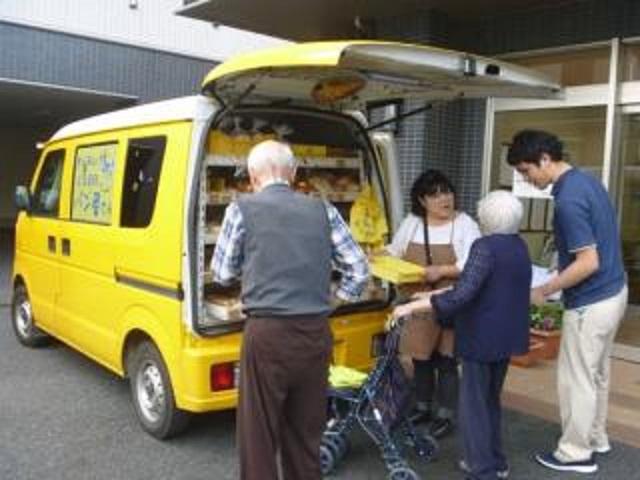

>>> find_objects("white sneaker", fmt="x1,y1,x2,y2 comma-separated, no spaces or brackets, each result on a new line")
593,445,612,455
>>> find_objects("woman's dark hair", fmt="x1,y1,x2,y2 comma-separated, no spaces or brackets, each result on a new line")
410,169,456,217
507,129,563,166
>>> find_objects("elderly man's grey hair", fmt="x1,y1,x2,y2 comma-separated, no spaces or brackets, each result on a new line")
477,190,523,235
247,140,297,174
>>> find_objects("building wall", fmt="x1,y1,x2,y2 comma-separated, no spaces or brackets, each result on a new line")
374,0,640,217
460,0,640,55
376,16,485,216
0,0,287,62
423,100,486,216
0,1,286,228
0,21,215,103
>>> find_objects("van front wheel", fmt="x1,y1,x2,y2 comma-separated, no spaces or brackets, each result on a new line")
127,341,190,439
11,284,50,347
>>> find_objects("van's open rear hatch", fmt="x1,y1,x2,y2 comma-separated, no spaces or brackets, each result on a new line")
201,41,561,109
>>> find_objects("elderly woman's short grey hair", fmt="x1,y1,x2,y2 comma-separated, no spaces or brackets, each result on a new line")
477,190,523,235
247,140,296,173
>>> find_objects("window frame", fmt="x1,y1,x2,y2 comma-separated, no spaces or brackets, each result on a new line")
70,141,119,226
31,148,66,218
120,135,167,229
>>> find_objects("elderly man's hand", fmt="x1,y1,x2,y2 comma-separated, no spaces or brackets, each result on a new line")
531,286,546,306
331,296,349,309
368,247,388,260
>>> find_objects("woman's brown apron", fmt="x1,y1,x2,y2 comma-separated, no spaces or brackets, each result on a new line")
398,222,457,368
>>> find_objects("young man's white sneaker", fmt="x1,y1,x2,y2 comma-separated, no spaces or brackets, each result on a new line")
593,445,612,455
535,452,598,474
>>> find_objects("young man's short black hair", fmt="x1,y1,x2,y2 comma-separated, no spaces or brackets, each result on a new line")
507,129,563,166
410,169,455,217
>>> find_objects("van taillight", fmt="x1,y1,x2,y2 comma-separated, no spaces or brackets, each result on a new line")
210,362,238,391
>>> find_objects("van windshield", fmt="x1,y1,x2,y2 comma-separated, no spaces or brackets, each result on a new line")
196,107,391,332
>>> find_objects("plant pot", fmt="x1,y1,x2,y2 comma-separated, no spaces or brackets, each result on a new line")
510,328,562,367
530,328,561,360
510,339,546,367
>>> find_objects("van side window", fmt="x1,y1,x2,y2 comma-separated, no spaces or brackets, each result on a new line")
121,136,166,228
71,143,117,225
32,149,65,217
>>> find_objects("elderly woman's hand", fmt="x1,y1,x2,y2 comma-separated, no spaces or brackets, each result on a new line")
392,303,414,320
392,297,433,321
410,291,431,301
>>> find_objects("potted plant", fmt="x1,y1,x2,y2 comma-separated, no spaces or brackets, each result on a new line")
529,303,563,359
511,303,563,367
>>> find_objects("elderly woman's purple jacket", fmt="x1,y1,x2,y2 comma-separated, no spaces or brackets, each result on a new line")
432,234,532,362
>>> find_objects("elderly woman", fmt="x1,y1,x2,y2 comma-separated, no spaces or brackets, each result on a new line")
393,190,531,480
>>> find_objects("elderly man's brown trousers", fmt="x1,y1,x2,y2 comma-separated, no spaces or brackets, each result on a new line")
237,316,332,480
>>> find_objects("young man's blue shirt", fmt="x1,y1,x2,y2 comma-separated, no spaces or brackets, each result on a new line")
551,168,625,309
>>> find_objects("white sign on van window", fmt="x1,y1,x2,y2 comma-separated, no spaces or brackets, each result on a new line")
72,143,117,224
512,170,553,199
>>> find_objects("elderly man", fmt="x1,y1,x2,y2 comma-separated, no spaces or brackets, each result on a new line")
394,190,531,480
507,130,627,474
211,140,368,480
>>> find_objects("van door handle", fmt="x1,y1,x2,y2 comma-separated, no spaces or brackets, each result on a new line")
61,238,71,256
47,235,56,253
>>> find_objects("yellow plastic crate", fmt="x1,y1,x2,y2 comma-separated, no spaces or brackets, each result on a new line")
370,256,425,284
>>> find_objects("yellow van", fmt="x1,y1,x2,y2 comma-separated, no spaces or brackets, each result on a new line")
11,41,559,439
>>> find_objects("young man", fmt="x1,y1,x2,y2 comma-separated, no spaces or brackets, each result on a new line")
507,130,628,474
212,140,368,480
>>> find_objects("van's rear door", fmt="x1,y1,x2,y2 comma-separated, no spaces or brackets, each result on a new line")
201,41,561,107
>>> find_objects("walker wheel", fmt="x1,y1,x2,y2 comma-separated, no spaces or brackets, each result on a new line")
388,466,420,480
320,443,336,475
323,431,349,460
413,432,438,461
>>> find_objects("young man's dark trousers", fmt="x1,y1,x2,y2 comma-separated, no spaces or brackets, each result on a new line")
237,315,332,480
459,359,510,480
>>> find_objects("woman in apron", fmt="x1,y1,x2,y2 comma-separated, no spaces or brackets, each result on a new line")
385,170,481,438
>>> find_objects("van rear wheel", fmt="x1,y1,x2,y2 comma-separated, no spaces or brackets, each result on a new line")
11,284,50,347
127,341,190,439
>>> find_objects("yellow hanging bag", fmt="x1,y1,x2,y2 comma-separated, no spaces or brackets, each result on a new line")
349,183,388,248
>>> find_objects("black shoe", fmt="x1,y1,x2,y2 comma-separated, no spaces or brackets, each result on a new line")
409,409,433,424
459,459,509,479
429,417,454,439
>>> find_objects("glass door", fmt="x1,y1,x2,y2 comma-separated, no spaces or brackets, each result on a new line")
614,108,640,360
489,106,607,263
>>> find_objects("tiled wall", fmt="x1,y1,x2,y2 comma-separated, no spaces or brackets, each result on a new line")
373,0,640,218
375,13,486,217
422,100,486,216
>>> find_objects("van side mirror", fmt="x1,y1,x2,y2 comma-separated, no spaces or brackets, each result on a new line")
15,186,32,214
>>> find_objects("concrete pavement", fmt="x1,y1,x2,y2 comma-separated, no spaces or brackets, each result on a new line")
1,303,640,479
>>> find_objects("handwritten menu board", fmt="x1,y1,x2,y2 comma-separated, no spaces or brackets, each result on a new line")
72,144,117,224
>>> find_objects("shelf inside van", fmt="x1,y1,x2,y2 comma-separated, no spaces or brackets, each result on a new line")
206,154,361,170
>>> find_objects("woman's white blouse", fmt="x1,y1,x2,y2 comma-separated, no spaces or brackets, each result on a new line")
385,212,481,271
